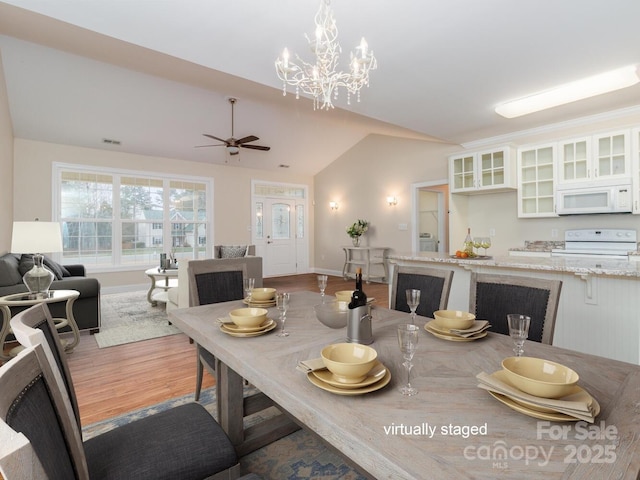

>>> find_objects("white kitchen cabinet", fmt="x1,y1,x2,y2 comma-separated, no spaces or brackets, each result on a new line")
517,143,557,217
632,127,640,214
449,147,515,194
558,130,630,185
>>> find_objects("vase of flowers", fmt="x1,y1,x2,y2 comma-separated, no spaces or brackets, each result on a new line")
346,219,369,246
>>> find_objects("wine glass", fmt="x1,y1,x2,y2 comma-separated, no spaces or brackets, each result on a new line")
405,289,420,324
481,237,492,256
507,314,530,357
397,324,420,396
243,278,255,303
276,292,290,337
317,275,328,302
473,238,483,256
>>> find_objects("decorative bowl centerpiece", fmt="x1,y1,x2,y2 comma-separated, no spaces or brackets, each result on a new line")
433,310,475,330
250,288,276,301
314,301,348,329
501,357,579,398
228,307,268,328
321,343,377,384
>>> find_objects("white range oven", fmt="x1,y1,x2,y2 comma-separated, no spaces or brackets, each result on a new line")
551,228,637,260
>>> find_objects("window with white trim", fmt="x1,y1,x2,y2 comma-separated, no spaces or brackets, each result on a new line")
54,164,212,268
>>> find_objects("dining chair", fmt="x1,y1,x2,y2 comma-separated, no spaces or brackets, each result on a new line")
390,266,454,318
7,303,244,480
469,272,562,345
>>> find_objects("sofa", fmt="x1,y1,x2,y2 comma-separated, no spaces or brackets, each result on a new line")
167,246,262,311
0,253,101,334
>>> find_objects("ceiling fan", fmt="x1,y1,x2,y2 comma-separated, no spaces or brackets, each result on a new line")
197,97,270,156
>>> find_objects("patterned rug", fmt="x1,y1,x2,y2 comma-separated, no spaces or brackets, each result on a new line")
94,290,181,348
82,387,368,480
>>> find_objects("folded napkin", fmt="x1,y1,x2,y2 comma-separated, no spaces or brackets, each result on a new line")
450,320,490,337
217,317,233,324
476,371,596,422
296,357,326,374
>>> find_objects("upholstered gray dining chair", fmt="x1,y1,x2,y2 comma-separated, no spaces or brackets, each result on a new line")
390,266,454,318
469,272,562,345
7,303,245,480
187,259,264,402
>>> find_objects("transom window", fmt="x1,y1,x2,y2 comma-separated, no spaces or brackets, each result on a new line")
53,164,212,269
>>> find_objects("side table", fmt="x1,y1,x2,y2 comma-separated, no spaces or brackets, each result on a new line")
145,267,179,306
0,289,81,361
342,247,390,283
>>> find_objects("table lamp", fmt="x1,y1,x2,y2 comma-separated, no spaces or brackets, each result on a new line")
11,221,63,296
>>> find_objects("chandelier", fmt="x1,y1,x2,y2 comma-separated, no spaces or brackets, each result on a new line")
275,0,377,111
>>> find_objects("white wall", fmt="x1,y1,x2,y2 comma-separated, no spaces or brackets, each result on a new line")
12,139,313,288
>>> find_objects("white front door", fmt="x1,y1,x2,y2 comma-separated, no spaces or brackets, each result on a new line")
258,198,298,276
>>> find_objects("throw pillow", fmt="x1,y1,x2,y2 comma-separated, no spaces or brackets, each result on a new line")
18,254,69,280
0,253,23,287
219,245,247,258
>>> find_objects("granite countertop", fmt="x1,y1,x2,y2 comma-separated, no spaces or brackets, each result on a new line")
387,251,640,278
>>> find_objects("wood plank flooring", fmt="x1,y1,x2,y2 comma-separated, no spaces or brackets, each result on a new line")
62,274,389,425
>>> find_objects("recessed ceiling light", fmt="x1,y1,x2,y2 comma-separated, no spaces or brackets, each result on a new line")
495,65,640,118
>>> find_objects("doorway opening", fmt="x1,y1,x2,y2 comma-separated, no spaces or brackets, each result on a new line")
411,180,449,253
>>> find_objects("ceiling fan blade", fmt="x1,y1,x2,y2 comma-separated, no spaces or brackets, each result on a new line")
203,133,229,144
241,144,271,151
235,135,259,145
194,144,225,148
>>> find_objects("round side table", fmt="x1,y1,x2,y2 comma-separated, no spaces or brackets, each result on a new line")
0,289,81,361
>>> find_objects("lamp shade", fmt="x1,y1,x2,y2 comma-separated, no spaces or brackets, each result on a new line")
11,221,63,254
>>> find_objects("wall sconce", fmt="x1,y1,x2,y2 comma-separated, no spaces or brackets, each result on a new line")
329,201,339,210
386,196,398,206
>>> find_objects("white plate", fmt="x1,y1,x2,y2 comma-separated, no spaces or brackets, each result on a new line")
219,321,277,337
307,369,391,395
311,361,387,389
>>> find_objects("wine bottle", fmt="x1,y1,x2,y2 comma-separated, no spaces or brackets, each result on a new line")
349,267,368,308
463,227,474,256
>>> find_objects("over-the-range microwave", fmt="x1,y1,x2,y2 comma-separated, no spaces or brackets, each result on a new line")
555,180,632,215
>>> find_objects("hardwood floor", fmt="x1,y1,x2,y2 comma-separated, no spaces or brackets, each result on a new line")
60,273,389,426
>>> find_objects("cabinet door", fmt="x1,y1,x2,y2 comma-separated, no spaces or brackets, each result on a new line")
449,154,476,192
518,144,557,217
632,128,640,214
558,137,590,183
477,149,507,189
594,131,629,179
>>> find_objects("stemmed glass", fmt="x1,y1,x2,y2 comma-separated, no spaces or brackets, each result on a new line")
397,324,420,396
473,238,483,256
276,292,290,337
317,275,328,302
243,278,255,303
480,237,492,256
507,314,530,357
405,289,420,324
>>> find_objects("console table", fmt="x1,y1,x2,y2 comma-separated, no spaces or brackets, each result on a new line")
342,246,389,283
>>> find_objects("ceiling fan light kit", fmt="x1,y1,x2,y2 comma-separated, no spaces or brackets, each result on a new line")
275,0,377,111
495,64,640,118
197,97,270,157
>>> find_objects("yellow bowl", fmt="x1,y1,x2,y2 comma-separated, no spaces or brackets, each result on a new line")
433,310,475,330
251,288,276,301
228,307,268,328
314,301,348,329
502,357,579,399
321,343,378,384
334,290,354,303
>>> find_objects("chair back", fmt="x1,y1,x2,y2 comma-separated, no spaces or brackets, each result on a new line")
469,272,562,345
187,260,246,306
10,303,81,429
390,266,454,318
0,344,89,479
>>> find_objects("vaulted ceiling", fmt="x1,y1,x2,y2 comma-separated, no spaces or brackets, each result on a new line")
1,1,639,175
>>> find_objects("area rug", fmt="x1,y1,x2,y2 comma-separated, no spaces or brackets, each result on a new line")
94,290,181,348
83,387,367,480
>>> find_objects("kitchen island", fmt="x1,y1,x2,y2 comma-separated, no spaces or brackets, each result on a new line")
387,252,640,364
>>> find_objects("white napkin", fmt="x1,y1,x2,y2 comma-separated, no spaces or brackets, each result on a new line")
217,317,233,324
296,357,326,373
476,371,596,422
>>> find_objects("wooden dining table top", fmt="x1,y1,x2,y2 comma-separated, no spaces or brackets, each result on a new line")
168,291,640,480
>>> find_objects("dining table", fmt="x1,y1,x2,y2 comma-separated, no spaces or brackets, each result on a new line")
168,291,640,479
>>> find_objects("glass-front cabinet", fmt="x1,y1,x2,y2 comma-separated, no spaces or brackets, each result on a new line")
517,143,557,217
558,131,630,184
449,147,515,194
